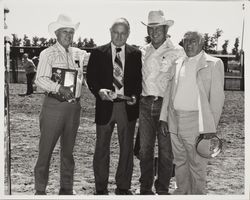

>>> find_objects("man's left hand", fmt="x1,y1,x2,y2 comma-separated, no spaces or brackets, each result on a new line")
127,95,137,105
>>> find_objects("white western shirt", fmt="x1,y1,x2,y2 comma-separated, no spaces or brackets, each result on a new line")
35,42,90,98
141,38,185,97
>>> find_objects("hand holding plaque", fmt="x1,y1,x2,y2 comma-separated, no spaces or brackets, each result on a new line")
51,68,78,102
58,85,75,101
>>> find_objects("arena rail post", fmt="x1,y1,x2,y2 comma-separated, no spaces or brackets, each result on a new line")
5,37,12,195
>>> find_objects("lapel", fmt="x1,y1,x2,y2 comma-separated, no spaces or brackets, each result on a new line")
171,57,185,101
124,44,130,66
102,43,113,71
105,42,113,64
196,51,208,73
124,44,131,82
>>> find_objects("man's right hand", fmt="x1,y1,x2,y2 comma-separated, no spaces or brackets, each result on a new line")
59,85,75,101
98,89,113,101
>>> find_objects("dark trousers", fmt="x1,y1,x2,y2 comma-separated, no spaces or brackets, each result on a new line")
26,72,36,94
93,102,136,192
34,96,81,191
139,96,173,194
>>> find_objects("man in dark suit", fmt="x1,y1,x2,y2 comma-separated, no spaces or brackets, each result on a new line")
87,18,142,195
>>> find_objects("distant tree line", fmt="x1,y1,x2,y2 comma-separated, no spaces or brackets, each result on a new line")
11,28,241,60
11,34,97,48
144,28,241,60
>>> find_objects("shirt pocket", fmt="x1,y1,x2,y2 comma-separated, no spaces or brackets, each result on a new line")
52,62,68,69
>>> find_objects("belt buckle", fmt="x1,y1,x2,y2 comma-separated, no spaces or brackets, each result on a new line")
153,96,158,101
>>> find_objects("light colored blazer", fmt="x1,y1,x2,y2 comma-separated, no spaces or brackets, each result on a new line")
159,51,225,134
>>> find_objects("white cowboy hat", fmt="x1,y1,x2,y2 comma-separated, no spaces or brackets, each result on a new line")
48,14,80,36
141,10,174,27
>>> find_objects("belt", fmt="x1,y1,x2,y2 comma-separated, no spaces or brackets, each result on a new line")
141,95,163,101
47,93,80,103
113,98,126,103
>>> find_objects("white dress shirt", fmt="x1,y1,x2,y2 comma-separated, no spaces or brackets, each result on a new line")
35,42,90,98
174,50,203,111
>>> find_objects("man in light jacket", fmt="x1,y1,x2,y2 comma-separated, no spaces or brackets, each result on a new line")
160,31,225,194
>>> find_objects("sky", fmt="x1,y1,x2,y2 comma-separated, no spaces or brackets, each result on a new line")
3,0,247,51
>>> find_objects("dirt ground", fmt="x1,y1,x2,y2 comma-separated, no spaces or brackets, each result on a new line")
4,83,245,196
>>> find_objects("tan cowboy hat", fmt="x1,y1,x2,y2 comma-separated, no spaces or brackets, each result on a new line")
141,10,174,27
48,14,80,36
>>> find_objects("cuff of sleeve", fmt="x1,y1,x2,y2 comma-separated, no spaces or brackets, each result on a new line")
55,84,61,93
159,115,167,122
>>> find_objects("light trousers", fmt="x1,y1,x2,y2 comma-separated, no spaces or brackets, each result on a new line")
34,96,81,191
171,110,209,195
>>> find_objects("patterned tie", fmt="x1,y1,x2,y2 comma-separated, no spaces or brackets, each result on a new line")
113,47,123,89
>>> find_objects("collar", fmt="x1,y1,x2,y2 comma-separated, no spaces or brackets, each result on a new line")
149,38,174,51
111,42,125,53
185,50,204,62
55,41,72,54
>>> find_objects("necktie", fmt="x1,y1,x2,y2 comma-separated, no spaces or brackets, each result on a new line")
113,47,123,89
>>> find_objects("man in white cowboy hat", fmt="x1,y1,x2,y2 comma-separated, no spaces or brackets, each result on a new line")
34,14,89,195
138,10,185,195
160,31,224,194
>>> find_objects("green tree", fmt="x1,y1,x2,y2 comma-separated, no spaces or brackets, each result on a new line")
32,36,39,46
202,30,222,54
87,38,96,47
203,33,210,52
77,37,84,48
232,37,239,55
48,38,56,46
11,34,22,46
23,34,31,46
213,28,223,51
83,38,97,48
221,40,229,54
39,37,48,46
232,37,240,60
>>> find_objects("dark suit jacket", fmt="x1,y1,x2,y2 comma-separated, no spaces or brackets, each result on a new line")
87,43,142,125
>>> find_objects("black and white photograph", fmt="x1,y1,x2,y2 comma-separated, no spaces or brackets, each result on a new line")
1,0,249,199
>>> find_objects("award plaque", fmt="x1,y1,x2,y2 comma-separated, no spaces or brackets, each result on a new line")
50,68,78,102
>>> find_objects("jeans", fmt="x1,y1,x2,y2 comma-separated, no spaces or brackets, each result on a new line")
139,96,173,194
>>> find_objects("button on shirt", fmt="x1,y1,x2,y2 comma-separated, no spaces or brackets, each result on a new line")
141,38,185,97
173,51,203,111
111,43,125,95
35,42,90,98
